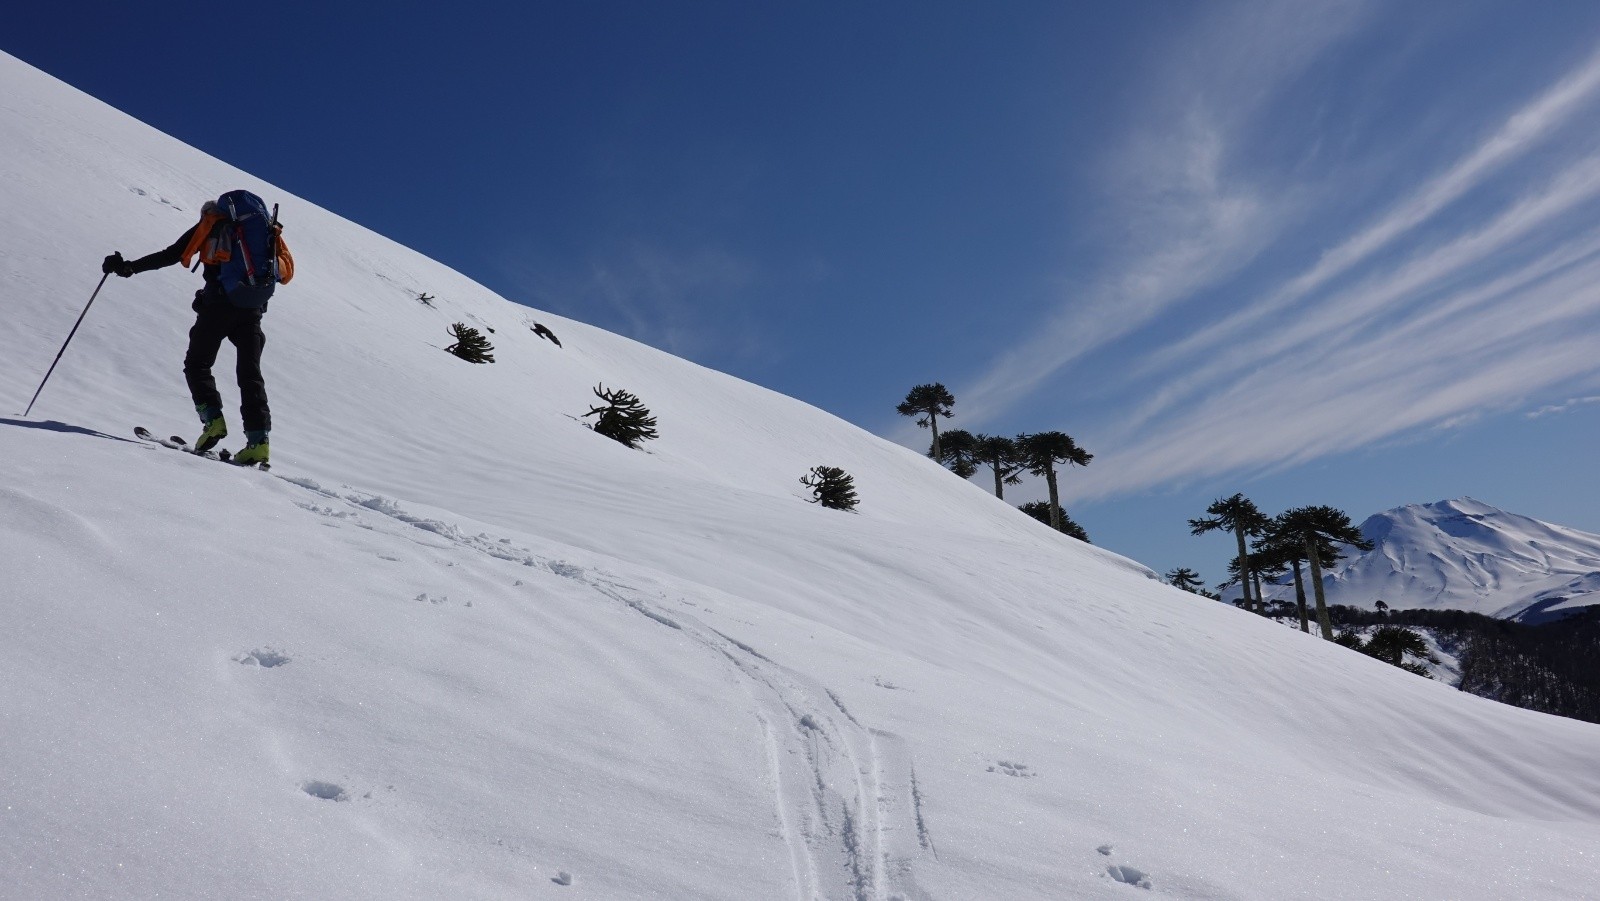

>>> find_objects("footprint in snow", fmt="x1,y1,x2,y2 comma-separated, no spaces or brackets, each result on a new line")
127,186,182,209
301,780,347,802
1106,864,1151,889
552,871,574,886
547,562,585,580
294,501,356,520
1098,844,1114,856
414,592,472,608
987,760,1036,778
236,649,290,668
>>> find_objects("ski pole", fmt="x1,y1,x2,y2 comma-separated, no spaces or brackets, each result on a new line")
22,271,110,417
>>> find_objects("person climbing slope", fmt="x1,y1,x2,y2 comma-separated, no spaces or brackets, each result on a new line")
103,190,293,466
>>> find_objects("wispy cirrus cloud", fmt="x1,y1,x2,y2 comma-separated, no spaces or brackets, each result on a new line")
1117,35,1600,406
948,4,1600,502
949,0,1378,431
1142,36,1600,380
1111,152,1600,440
1072,242,1600,501
1527,395,1600,419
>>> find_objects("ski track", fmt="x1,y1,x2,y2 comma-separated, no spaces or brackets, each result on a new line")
590,572,936,901
265,474,938,899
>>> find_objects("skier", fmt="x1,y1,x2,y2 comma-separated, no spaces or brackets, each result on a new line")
103,191,291,466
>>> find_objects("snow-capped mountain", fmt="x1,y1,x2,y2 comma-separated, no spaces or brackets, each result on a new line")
5,51,1600,900
1302,498,1600,621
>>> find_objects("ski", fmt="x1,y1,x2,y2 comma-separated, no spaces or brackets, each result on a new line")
134,426,203,453
133,426,267,469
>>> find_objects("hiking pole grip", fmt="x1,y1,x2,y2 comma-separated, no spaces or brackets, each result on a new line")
23,271,111,417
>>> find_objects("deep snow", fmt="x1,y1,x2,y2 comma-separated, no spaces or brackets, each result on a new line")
5,52,1600,900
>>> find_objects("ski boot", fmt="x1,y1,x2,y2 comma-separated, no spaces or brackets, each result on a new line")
194,407,228,453
232,431,270,468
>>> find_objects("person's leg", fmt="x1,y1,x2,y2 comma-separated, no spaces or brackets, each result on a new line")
183,306,228,421
227,310,271,437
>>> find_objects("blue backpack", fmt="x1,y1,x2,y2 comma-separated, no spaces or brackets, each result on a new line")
214,190,280,309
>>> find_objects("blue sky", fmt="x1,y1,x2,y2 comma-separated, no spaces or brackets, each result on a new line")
10,1,1600,592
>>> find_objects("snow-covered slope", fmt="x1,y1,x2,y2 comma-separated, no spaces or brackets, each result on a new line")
5,52,1600,900
1296,498,1600,621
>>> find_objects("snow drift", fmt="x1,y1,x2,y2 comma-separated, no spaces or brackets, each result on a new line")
4,52,1600,900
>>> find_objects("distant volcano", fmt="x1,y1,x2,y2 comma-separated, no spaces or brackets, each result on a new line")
1278,498,1600,622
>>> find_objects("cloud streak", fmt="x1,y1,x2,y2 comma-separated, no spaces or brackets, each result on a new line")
1073,249,1600,501
1111,151,1600,440
1148,37,1600,377
950,10,1600,504
952,0,1378,431
1527,396,1600,419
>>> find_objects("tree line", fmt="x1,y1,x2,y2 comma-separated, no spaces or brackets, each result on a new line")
1168,493,1371,640
896,382,1092,541
893,377,1600,722
1330,605,1600,724
1168,495,1443,677
1170,494,1600,719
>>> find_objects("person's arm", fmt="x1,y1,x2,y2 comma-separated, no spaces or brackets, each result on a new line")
103,225,197,277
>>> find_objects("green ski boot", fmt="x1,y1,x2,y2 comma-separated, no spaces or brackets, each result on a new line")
233,431,269,468
194,408,228,453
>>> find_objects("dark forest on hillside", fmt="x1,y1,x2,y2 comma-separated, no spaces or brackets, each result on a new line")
1327,606,1600,725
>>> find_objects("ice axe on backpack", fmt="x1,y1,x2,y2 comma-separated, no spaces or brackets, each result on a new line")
22,271,111,417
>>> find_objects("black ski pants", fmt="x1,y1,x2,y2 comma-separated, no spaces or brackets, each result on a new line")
183,297,270,434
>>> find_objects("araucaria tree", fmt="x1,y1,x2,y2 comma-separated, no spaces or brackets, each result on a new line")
445,322,495,363
1014,431,1092,533
1250,534,1301,624
800,466,859,511
973,434,1024,499
1274,505,1373,640
1020,501,1089,542
1258,515,1346,634
1362,626,1438,677
1165,567,1208,596
583,384,658,449
937,429,980,479
1231,541,1269,609
1337,626,1437,677
1189,494,1268,613
896,383,955,459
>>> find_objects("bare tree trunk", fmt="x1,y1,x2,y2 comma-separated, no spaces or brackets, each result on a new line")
929,415,941,460
1251,568,1265,615
1292,560,1309,633
992,464,1004,499
1232,526,1254,611
1045,466,1062,531
1306,534,1334,640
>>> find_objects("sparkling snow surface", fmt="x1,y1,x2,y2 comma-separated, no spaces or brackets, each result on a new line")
4,53,1600,900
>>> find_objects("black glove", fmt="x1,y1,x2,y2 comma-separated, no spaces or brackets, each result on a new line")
102,252,134,277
